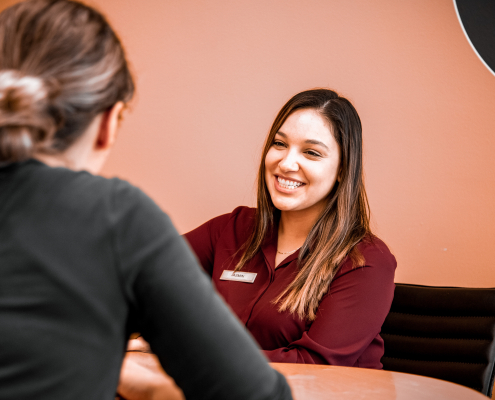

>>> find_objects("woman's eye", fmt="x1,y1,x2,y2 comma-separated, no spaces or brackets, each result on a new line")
272,140,285,147
306,150,321,157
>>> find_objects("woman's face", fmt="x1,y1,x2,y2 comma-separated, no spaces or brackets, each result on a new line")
264,108,341,216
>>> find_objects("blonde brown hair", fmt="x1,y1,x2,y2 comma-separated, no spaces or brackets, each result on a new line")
0,0,134,164
235,89,371,321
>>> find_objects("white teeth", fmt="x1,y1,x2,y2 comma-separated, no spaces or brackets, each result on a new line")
277,177,302,190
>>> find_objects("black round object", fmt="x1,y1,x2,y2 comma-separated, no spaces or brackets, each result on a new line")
455,0,495,76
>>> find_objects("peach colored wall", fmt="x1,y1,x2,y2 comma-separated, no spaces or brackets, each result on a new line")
2,0,494,287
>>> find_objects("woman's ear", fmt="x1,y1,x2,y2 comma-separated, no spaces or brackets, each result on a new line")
95,101,125,150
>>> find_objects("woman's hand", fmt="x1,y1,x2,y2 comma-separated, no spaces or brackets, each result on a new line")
117,339,185,400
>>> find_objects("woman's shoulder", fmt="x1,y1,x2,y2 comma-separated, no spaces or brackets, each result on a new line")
338,235,397,276
359,235,396,264
24,160,159,218
192,206,256,232
183,206,256,263
219,205,256,220
24,159,133,194
230,205,256,222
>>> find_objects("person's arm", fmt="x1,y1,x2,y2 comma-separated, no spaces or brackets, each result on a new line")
264,242,396,366
111,183,292,400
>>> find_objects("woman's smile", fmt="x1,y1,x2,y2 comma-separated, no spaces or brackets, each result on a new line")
275,175,305,191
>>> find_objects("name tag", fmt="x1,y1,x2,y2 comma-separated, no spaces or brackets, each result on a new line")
220,270,257,283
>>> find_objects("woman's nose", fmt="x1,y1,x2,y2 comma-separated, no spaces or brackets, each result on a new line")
278,151,299,172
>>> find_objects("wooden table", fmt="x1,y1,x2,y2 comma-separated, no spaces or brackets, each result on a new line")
270,363,488,400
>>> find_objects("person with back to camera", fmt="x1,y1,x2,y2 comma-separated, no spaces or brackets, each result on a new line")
0,1,294,399
121,88,397,397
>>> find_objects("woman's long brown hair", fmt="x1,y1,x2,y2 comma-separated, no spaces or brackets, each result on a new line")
234,89,371,321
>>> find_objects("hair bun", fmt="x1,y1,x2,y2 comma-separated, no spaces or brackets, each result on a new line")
0,70,61,164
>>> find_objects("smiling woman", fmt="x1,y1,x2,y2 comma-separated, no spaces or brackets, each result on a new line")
182,88,397,363
264,107,347,298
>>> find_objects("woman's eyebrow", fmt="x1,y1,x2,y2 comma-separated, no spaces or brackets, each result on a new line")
305,139,329,150
276,131,329,150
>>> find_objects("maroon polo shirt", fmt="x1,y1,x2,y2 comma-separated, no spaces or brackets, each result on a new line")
185,206,396,367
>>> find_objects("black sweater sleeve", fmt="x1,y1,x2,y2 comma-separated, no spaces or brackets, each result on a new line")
110,181,293,400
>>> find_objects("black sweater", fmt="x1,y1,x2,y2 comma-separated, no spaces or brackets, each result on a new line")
0,160,292,400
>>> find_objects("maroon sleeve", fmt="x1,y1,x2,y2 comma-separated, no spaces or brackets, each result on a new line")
183,210,235,276
263,240,396,367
